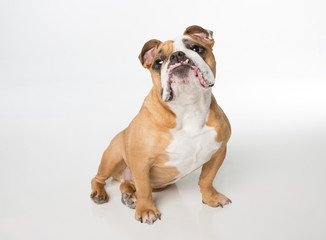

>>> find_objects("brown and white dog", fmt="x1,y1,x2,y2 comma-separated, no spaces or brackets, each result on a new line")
90,25,231,224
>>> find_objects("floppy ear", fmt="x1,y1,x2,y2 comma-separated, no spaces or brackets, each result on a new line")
138,39,162,69
184,25,214,47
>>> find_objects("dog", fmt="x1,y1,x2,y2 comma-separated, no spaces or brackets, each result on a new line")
90,25,231,225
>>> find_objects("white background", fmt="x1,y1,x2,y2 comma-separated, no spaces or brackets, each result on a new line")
1,0,326,239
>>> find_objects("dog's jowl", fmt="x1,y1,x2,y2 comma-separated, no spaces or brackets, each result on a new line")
90,25,232,225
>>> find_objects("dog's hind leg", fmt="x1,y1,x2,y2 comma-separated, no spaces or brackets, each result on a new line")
90,132,124,204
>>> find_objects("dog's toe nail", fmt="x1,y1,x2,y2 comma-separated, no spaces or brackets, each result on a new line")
122,193,129,199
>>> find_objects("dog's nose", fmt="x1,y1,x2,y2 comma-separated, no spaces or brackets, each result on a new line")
170,51,187,65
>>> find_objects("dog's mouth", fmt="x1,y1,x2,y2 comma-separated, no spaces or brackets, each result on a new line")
164,58,213,101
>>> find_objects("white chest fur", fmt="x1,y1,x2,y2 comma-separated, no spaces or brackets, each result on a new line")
165,89,222,181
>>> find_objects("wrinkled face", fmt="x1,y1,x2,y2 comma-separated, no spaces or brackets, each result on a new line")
139,26,216,102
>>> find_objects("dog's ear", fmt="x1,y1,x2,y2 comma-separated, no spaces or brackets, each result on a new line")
138,39,162,69
184,25,214,47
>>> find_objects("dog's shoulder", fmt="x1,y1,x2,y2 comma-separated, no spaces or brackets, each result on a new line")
206,94,231,143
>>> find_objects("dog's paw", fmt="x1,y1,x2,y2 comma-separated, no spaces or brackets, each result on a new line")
121,192,137,209
202,190,232,208
90,180,109,204
135,208,161,225
90,189,109,204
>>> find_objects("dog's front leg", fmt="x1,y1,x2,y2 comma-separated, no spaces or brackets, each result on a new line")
199,146,232,207
131,162,161,224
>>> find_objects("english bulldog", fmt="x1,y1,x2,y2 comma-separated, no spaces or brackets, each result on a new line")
90,25,231,224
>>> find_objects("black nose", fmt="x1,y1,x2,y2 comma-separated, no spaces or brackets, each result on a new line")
170,51,187,65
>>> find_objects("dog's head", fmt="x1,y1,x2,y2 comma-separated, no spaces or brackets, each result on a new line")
139,25,216,102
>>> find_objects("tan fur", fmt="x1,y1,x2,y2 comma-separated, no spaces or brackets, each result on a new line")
90,25,231,223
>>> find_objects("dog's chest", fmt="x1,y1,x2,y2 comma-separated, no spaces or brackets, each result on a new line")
165,95,222,181
165,126,221,181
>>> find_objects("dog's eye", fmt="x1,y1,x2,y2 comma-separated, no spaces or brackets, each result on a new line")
192,45,200,52
191,45,204,53
185,42,206,55
152,59,164,71
155,59,163,65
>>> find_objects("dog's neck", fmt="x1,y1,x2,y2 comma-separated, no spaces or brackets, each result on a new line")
143,87,212,131
168,88,212,131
